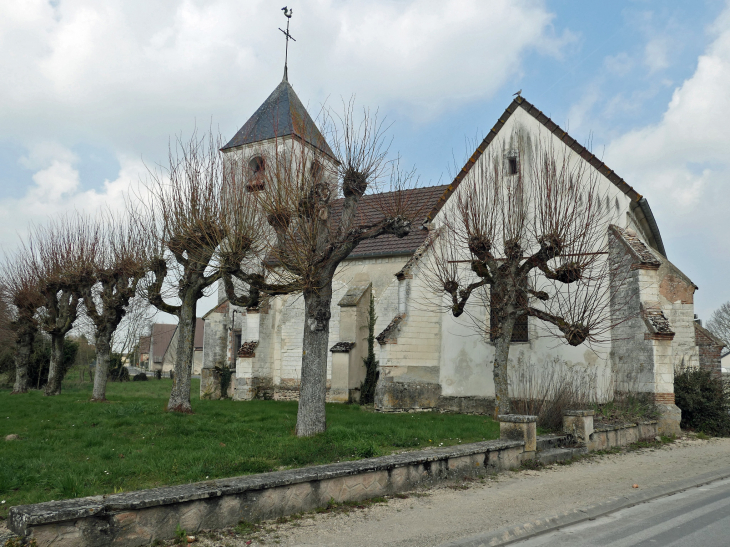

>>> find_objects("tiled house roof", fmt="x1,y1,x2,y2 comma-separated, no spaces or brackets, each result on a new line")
609,225,661,269
330,185,448,259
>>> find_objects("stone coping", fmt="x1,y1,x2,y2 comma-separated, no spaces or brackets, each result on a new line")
9,439,523,531
564,410,595,417
594,420,657,433
498,414,537,423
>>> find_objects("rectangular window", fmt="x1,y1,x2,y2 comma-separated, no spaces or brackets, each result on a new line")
507,156,518,175
234,332,242,352
490,288,528,342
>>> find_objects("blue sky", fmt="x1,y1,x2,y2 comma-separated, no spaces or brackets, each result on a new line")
1,0,728,323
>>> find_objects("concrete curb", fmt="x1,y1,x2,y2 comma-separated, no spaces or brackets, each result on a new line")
439,467,730,547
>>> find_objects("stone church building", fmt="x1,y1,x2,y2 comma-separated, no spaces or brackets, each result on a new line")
201,76,723,434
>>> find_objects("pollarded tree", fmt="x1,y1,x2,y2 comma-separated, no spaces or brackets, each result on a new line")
224,104,419,436
426,135,629,416
82,214,149,401
140,132,265,413
25,215,99,396
0,250,44,394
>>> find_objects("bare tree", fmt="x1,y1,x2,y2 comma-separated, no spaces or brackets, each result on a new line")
706,302,730,346
139,131,264,413
224,103,419,436
25,214,99,396
0,250,44,393
425,134,628,416
82,213,148,401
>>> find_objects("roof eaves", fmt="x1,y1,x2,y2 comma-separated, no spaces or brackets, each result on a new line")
346,249,417,261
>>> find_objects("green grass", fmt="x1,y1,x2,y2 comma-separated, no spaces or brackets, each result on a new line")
0,377,498,517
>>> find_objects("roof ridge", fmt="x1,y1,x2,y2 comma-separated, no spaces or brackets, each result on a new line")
425,95,643,223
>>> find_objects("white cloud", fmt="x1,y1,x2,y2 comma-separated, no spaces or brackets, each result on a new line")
0,146,147,252
0,0,564,318
0,0,562,151
644,37,670,73
604,4,730,316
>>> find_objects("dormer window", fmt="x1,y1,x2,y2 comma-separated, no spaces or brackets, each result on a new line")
247,156,265,191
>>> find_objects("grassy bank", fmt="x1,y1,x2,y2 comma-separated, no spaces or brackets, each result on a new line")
0,377,498,517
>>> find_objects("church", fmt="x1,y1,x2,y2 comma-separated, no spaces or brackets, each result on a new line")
200,74,723,435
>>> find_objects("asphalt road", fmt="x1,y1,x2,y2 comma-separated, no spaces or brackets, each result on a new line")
511,477,730,547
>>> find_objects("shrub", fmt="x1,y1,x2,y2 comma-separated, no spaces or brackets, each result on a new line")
154,370,162,380
510,357,596,431
133,372,148,382
360,293,379,405
674,367,730,436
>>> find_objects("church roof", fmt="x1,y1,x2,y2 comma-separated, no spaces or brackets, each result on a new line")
221,79,335,159
331,185,449,259
425,95,667,257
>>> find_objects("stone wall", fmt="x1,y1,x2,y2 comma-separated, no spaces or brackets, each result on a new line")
9,440,526,547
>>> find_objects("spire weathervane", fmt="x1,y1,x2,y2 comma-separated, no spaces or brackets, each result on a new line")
280,6,295,81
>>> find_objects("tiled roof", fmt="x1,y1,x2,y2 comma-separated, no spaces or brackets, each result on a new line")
695,323,726,349
138,335,150,354
330,185,448,259
610,225,661,268
426,95,645,226
221,79,335,159
193,318,205,350
151,323,177,362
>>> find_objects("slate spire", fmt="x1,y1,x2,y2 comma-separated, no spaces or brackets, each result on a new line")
221,80,334,158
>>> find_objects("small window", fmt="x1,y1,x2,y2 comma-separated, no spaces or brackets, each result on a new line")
246,156,265,191
234,332,242,353
507,156,518,175
490,288,528,343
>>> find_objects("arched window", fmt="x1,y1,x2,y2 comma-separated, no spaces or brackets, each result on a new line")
247,156,265,191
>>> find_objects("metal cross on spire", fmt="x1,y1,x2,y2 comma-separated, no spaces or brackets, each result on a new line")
280,6,296,81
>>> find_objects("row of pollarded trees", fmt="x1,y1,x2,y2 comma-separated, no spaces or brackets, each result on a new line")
2,112,628,434
1,106,421,436
2,213,148,400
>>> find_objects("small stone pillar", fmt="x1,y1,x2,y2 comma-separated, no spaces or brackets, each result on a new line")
499,415,537,454
234,341,259,401
563,410,594,444
330,342,356,403
200,367,222,400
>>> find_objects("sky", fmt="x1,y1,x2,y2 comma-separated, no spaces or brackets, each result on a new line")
1,0,729,325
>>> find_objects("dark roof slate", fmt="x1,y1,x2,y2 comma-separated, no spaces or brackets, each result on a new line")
222,79,334,158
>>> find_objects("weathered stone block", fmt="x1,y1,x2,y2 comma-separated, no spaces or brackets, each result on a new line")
374,377,441,410
563,410,594,444
656,403,682,436
498,415,537,452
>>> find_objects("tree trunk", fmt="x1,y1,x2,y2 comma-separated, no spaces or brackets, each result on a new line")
167,293,197,414
91,332,112,401
296,282,333,437
45,334,65,396
12,330,34,394
492,315,516,418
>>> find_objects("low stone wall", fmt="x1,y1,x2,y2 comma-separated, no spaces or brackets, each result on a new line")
9,440,526,547
588,421,658,451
